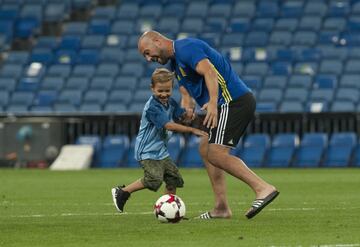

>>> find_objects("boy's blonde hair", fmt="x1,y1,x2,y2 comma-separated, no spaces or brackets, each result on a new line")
151,68,175,86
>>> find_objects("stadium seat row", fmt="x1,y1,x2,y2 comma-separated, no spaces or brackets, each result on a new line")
75,132,360,168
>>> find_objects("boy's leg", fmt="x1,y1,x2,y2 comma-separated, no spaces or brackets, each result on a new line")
112,160,165,213
163,157,183,195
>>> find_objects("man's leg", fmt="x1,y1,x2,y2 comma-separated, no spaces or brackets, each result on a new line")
199,137,232,218
207,143,276,200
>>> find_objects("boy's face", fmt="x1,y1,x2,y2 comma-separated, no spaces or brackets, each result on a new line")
151,80,173,105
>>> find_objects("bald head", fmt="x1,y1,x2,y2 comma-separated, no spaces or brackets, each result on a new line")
138,30,174,65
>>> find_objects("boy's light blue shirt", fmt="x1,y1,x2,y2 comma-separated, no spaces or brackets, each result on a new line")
135,96,185,161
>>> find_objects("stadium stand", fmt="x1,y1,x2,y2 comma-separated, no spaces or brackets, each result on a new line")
1,0,360,168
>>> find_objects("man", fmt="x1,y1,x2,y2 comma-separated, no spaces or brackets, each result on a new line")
138,31,279,219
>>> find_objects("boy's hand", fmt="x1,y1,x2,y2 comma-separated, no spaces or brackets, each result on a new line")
191,128,208,137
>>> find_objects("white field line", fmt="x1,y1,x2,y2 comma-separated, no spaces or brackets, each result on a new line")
268,244,360,247
1,206,360,218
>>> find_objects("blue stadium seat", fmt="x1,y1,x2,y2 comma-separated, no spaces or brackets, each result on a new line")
90,76,113,91
345,60,360,74
104,103,127,113
304,2,327,17
6,51,29,65
263,75,287,89
162,2,185,18
0,64,23,78
208,3,231,17
186,2,208,18
294,133,328,167
181,18,204,33
238,133,270,167
252,18,274,32
41,77,65,91
258,88,283,104
128,102,145,113
330,101,355,112
30,105,53,113
0,78,16,91
116,3,139,20
328,1,350,17
111,20,134,35
269,31,292,46
81,35,104,49
283,88,308,103
168,134,185,163
30,48,54,65
10,91,34,106
16,77,40,92
99,47,125,64
280,1,303,18
34,90,57,107
88,18,111,35
62,22,88,35
310,89,334,104
54,103,77,113
335,88,359,104
313,75,338,89
95,63,119,77
120,62,143,77
292,31,317,46
244,31,269,47
340,75,360,89
203,17,226,34
319,60,343,75
279,101,304,113
233,2,255,18
0,91,10,107
65,77,89,91
125,137,139,168
79,103,102,113
46,65,72,78
288,75,312,89
133,89,152,104
157,17,180,34
244,62,268,76
83,90,107,105
57,90,83,107
76,135,102,167
298,16,322,31
98,135,129,168
180,135,203,167
92,6,116,20
228,18,250,33
266,133,299,167
274,18,298,32
323,132,357,167
72,65,96,78
323,17,346,31
256,102,277,113
76,49,99,65
256,1,279,18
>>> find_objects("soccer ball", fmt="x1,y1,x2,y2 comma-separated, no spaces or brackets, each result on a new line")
154,194,186,223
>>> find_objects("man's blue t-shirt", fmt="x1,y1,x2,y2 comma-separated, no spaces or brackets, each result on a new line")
134,96,185,161
170,38,251,106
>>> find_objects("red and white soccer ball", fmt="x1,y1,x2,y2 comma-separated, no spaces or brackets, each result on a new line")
154,194,186,223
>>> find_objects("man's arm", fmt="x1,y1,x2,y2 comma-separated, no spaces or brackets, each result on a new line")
179,86,196,124
195,58,218,129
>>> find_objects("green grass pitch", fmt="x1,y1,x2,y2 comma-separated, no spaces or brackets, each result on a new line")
1,168,360,247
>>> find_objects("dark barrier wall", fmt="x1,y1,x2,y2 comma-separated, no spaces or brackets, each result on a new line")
0,112,359,163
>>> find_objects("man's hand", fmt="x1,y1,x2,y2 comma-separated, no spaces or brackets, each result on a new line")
201,101,218,129
191,128,208,137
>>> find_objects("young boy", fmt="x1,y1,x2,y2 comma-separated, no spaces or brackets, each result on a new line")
111,68,208,213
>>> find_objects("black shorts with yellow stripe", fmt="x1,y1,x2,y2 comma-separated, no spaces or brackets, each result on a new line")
208,92,256,148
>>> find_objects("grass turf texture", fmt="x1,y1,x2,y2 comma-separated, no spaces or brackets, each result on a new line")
0,168,359,247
